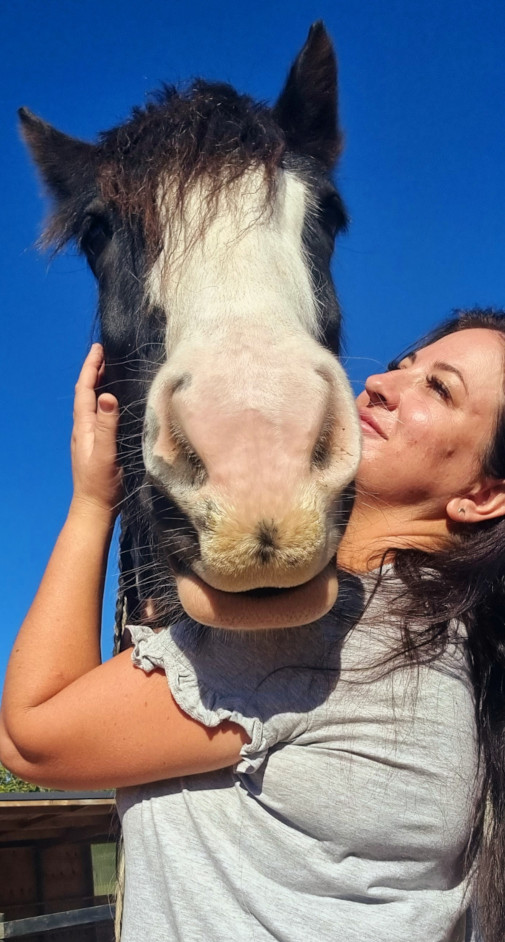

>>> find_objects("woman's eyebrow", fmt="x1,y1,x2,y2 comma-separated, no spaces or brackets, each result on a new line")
393,352,416,369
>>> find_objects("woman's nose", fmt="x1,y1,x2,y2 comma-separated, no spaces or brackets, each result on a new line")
364,371,400,410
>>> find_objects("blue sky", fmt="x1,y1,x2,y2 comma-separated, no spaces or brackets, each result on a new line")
1,0,504,688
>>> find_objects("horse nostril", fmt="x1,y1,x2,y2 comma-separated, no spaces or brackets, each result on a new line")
311,432,331,470
311,414,334,471
181,444,207,487
169,420,208,487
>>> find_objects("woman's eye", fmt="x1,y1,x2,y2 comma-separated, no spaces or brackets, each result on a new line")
427,374,451,401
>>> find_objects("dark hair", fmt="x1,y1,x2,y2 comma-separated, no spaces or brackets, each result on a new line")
386,308,505,940
97,81,286,259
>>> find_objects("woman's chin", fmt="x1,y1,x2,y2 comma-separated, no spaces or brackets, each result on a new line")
173,563,338,630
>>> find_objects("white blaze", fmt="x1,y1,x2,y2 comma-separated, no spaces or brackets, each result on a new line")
147,169,320,347
142,165,361,594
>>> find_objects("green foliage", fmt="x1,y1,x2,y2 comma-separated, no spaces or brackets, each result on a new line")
0,763,49,793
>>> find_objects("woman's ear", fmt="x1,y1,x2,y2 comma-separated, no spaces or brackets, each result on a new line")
446,479,505,524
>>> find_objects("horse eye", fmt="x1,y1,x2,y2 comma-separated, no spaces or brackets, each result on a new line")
79,215,113,272
319,194,348,240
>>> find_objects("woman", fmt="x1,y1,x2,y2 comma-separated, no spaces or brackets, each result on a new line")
1,308,505,941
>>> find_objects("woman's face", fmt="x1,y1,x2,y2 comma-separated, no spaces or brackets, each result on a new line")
356,328,505,515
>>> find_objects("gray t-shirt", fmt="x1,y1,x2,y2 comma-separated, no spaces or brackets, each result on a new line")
116,571,478,942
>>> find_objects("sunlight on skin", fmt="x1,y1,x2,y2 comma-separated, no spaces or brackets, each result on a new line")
338,329,505,572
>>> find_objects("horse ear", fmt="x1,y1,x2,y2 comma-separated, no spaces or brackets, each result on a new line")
273,22,341,169
18,107,97,202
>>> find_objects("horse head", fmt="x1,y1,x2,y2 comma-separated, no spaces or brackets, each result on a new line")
20,23,361,630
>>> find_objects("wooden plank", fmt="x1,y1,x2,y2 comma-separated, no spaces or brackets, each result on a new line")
1,827,116,846
0,803,118,844
0,812,117,835
1,904,114,938
0,800,114,811
0,805,115,827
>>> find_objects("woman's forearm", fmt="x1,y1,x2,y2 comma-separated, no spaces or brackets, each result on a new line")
1,499,115,746
0,346,246,790
0,496,247,791
0,496,247,792
1,344,121,745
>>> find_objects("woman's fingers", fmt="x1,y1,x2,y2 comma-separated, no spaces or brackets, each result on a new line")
94,394,120,454
73,346,120,448
70,347,123,516
97,393,117,414
74,344,105,425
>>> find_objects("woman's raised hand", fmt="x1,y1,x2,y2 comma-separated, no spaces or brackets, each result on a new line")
71,343,123,519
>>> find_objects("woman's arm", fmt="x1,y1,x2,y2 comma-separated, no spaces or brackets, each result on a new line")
0,345,247,790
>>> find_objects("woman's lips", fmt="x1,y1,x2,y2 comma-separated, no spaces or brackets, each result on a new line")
173,563,339,630
359,410,388,439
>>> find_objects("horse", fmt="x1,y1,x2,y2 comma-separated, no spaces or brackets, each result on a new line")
19,22,361,637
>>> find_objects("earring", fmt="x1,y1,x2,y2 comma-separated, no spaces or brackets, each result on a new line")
458,506,465,515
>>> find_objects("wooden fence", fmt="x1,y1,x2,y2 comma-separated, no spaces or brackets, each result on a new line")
0,792,117,942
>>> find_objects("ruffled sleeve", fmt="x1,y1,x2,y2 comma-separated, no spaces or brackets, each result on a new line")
128,618,335,774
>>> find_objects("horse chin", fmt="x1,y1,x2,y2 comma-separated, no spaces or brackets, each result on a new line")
172,561,338,630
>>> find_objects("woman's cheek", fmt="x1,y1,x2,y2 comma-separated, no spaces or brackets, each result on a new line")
403,403,435,448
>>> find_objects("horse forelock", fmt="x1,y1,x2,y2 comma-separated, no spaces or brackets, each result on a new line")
94,80,286,257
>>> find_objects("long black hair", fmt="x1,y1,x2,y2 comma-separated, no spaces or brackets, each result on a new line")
383,308,505,940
